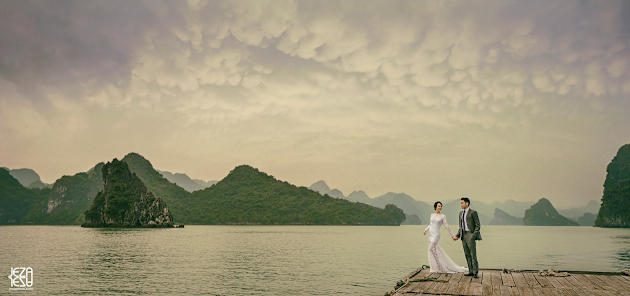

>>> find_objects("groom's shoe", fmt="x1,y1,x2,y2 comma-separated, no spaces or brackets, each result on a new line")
473,274,479,278
464,273,474,276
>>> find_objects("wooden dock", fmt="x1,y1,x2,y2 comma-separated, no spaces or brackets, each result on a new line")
388,268,630,296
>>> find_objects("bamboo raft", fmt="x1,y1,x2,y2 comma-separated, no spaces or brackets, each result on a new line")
388,268,630,296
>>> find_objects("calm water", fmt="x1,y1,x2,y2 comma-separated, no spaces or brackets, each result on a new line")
1,225,629,295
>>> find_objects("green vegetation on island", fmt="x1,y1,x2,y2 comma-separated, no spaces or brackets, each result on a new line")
523,198,579,226
0,169,50,224
185,165,406,225
82,159,173,228
121,153,191,222
595,144,630,228
1,153,405,226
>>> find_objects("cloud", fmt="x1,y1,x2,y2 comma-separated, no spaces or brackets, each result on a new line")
1,0,629,207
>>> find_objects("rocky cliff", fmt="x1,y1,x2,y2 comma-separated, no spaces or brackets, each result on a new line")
82,159,173,228
44,163,104,224
523,198,579,226
488,208,523,225
595,144,630,227
578,212,597,226
401,214,422,225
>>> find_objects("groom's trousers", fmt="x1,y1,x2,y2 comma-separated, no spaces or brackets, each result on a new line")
462,231,478,275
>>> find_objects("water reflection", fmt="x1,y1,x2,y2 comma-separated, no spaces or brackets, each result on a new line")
1,225,629,296
613,235,630,270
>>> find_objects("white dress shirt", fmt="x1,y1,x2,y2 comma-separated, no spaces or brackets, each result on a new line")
462,208,469,231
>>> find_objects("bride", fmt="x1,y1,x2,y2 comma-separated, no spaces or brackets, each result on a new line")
423,201,468,273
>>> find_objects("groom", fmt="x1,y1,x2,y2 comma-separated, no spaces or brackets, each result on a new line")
452,197,482,278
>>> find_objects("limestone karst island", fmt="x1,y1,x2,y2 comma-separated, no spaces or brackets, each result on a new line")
82,159,174,228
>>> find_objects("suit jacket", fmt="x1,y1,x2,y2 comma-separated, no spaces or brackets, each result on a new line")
456,208,482,241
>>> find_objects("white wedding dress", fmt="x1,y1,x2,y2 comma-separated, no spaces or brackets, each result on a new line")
424,213,468,273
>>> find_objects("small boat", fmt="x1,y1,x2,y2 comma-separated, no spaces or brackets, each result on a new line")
173,224,185,228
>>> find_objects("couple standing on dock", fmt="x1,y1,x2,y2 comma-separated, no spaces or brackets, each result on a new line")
423,197,481,278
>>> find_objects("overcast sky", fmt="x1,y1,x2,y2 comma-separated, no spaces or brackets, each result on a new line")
1,0,629,208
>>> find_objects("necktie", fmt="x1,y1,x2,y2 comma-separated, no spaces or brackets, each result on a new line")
463,210,467,231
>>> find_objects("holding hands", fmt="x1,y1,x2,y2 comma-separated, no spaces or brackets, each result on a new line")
452,236,458,241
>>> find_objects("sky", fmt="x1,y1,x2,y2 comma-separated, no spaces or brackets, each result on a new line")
1,0,629,208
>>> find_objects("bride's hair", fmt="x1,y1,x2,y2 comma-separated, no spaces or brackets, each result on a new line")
434,201,442,210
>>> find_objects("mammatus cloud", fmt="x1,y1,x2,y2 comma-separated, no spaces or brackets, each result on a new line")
1,0,629,207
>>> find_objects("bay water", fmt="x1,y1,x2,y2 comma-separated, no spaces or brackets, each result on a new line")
2,225,629,295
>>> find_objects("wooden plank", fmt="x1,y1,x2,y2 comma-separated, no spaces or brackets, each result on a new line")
584,274,614,290
546,276,567,289
400,281,419,293
571,287,594,296
406,281,424,293
482,271,492,286
473,285,484,296
446,282,460,294
597,274,630,292
456,283,468,295
466,283,479,296
573,274,602,290
493,284,502,296
564,275,588,289
419,280,438,294
512,273,529,288
392,268,630,296
437,273,452,281
411,269,431,280
589,288,621,296
508,286,521,296
492,271,503,286
482,285,494,296
518,286,533,296
531,287,546,296
461,274,474,284
404,267,424,279
472,271,483,286
450,272,464,283
555,276,574,289
611,275,630,290
499,285,511,296
561,287,580,296
432,282,452,294
502,273,516,287
524,273,542,288
533,274,553,288
539,287,561,296
527,286,543,296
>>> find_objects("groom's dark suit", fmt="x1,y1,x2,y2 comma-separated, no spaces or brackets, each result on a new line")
455,207,481,275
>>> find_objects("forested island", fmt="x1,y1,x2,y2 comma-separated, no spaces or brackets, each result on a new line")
523,198,579,226
595,143,630,227
82,159,174,228
1,153,405,226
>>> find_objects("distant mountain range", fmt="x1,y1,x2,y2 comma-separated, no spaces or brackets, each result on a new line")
1,167,52,189
557,200,600,221
0,153,405,225
1,166,218,194
308,180,599,226
0,154,606,227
